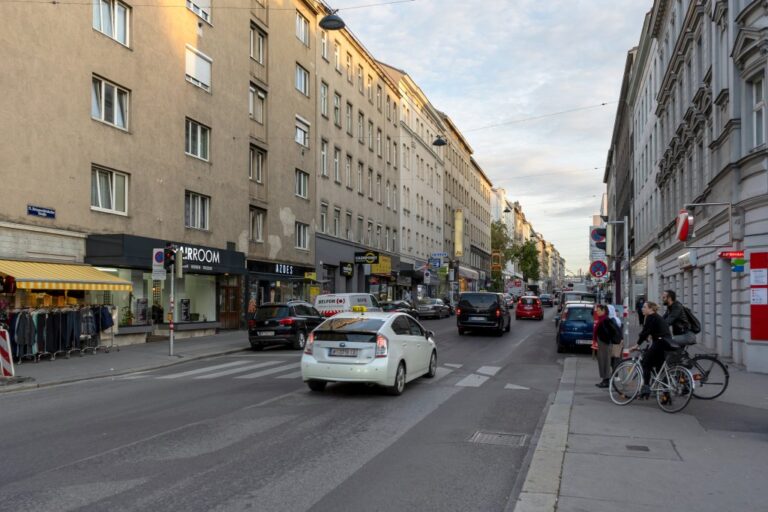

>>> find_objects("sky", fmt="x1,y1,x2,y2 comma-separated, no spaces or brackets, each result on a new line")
339,0,652,275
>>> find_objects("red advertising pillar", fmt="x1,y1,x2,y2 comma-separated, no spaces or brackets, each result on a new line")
750,252,768,341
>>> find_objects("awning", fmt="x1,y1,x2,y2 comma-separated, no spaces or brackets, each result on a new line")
459,267,480,280
0,259,132,291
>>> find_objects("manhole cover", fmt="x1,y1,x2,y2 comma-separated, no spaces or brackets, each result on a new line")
626,445,650,452
468,431,526,447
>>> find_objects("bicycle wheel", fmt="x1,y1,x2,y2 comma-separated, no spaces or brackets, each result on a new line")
690,355,729,400
656,366,694,413
609,361,642,405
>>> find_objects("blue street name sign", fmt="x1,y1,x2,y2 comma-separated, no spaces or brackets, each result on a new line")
27,205,56,219
731,265,745,272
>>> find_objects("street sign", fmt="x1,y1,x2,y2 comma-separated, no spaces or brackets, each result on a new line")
732,265,745,272
590,228,606,243
304,272,317,281
590,260,608,278
731,258,746,272
676,209,694,242
152,248,167,280
429,258,442,268
720,251,744,259
431,252,447,258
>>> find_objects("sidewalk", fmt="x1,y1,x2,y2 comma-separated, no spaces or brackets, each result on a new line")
0,330,249,392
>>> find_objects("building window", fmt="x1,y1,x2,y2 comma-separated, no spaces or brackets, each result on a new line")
320,82,328,117
357,65,364,93
346,52,353,82
752,77,765,147
333,208,341,237
185,46,212,91
376,225,381,249
368,169,373,198
345,102,353,134
250,24,265,64
376,85,382,110
386,95,391,120
185,191,210,230
345,155,352,187
368,121,374,150
93,0,130,46
357,162,363,193
295,117,310,146
91,166,128,214
333,92,341,126
185,118,210,160
249,146,265,182
333,147,341,182
249,84,265,123
376,174,382,203
367,75,373,101
334,42,340,71
385,227,390,251
250,207,265,241
376,129,382,156
295,222,309,249
91,76,129,129
186,0,210,22
346,212,353,240
386,180,391,208
386,136,391,163
320,140,328,176
357,112,365,143
367,221,373,246
295,64,309,96
295,169,309,198
296,12,309,46
319,203,327,233
357,216,364,243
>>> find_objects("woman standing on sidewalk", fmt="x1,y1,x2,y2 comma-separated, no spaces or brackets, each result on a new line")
594,305,621,388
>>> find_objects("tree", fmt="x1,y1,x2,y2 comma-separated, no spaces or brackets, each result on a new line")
491,220,515,291
512,239,541,283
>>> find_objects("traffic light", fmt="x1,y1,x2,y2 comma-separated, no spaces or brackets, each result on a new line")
164,244,175,271
594,228,607,251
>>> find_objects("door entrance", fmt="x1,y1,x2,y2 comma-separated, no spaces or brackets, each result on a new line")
218,276,242,329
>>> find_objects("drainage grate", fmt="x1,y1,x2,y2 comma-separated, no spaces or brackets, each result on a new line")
468,431,526,447
626,445,651,452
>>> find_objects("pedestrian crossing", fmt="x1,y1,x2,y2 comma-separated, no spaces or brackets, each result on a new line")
119,360,532,390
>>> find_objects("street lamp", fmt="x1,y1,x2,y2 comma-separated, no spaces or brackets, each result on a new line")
432,135,447,146
319,9,345,30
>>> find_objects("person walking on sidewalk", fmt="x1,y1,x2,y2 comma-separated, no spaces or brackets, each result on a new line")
628,301,673,396
594,305,622,388
662,290,696,346
635,295,645,326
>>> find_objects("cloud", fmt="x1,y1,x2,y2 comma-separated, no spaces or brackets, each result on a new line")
340,0,651,272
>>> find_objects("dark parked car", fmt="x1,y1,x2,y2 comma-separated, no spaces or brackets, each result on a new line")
417,298,451,319
539,294,554,307
516,295,544,320
248,301,324,350
556,303,596,353
381,300,419,317
456,292,511,336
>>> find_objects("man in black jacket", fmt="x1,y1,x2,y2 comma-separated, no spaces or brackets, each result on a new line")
662,290,696,346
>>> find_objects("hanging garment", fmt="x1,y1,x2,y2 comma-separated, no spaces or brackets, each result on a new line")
99,306,114,331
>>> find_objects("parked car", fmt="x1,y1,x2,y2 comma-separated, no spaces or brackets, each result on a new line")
417,298,451,319
381,300,419,317
249,301,325,350
539,294,554,307
556,302,596,353
314,293,382,317
456,292,511,336
516,295,544,320
557,291,597,314
301,312,438,395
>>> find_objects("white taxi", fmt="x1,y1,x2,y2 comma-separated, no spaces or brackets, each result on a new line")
301,311,438,395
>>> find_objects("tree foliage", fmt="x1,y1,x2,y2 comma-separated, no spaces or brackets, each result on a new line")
490,220,540,286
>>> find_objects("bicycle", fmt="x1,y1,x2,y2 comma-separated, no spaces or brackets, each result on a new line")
609,348,695,413
678,347,729,400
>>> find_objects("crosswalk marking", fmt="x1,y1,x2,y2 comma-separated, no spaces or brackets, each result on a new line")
476,366,501,376
455,374,490,387
195,361,284,379
277,370,304,379
444,363,463,369
505,384,530,390
235,362,302,379
157,361,252,379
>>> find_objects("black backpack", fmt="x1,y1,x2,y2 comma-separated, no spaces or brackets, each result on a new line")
683,305,701,334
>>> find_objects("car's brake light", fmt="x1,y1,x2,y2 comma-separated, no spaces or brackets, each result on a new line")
278,318,295,326
304,332,315,355
375,334,388,358
536,300,541,306
495,308,501,318
456,307,462,316
247,319,256,328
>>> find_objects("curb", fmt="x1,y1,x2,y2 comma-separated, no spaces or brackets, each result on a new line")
511,357,576,512
0,346,248,394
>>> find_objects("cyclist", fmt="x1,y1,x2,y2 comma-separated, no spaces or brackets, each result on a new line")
662,290,696,346
627,301,672,396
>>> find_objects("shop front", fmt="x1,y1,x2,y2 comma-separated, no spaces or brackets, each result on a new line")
247,260,315,312
86,234,246,342
458,266,480,292
316,236,400,297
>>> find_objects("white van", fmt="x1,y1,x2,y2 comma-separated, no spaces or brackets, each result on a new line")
314,293,382,317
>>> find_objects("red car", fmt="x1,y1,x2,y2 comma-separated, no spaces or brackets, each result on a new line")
516,296,543,321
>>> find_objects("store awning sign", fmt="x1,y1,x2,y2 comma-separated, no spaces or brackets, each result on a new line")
340,262,354,277
354,251,379,264
371,255,391,275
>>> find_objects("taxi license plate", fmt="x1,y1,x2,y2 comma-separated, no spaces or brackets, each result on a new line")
258,331,274,336
329,348,358,357
576,339,593,345
469,316,485,321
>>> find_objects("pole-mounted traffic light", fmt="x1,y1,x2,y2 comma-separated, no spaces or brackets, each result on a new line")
164,244,175,271
594,228,607,251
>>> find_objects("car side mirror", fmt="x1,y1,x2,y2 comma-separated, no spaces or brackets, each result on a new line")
426,330,435,339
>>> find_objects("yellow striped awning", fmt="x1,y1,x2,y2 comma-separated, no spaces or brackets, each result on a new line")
0,259,132,291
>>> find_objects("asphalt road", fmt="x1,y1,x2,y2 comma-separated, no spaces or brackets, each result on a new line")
0,308,566,512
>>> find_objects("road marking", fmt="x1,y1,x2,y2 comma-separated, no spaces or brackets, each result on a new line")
476,365,501,376
235,362,302,379
421,366,454,384
455,374,490,387
277,370,303,379
195,361,285,379
444,363,463,369
505,384,530,390
157,361,252,379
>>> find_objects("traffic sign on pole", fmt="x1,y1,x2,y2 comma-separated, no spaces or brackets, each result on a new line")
590,260,608,278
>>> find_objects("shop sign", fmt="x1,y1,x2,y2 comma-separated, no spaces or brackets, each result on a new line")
177,245,222,272
720,250,744,259
354,251,379,264
677,250,697,270
371,255,391,275
275,263,295,275
304,272,317,281
27,204,55,219
340,262,354,277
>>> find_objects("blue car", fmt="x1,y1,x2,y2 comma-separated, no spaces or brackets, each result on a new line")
556,303,595,353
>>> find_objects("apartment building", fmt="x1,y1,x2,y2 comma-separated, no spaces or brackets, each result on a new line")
312,22,401,299
469,158,493,288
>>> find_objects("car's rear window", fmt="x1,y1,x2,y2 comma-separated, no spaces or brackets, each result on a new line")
459,294,497,308
255,306,289,321
540,294,550,299
318,317,385,332
520,297,537,305
381,303,397,311
566,308,593,322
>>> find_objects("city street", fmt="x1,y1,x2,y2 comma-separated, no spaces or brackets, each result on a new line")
0,310,563,512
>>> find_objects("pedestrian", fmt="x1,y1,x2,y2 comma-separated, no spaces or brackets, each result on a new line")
661,290,696,346
607,304,624,371
594,304,621,388
628,301,673,397
635,295,645,326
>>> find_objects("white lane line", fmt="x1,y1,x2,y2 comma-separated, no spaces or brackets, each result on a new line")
195,361,285,379
235,362,302,379
276,371,303,379
157,361,251,379
505,384,530,390
444,363,463,369
455,374,490,387
476,365,502,376
119,375,150,380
